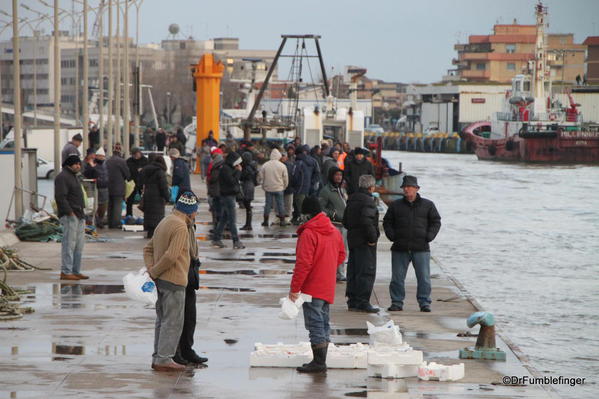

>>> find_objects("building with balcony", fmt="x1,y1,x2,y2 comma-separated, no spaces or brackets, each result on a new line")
583,36,599,84
451,23,585,83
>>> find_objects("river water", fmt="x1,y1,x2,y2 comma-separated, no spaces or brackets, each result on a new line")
383,151,598,399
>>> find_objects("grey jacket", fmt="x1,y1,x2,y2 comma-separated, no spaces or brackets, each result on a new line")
106,153,131,197
318,182,347,223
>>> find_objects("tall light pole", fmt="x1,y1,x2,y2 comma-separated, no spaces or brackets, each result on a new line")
114,0,121,146
82,0,89,150
107,0,113,155
53,0,61,176
133,0,144,148
98,1,104,148
12,0,23,219
123,0,130,157
0,23,8,137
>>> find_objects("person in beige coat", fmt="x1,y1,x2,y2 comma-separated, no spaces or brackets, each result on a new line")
143,192,198,372
257,148,289,227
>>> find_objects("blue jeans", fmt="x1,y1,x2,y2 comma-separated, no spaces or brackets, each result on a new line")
302,299,330,345
389,251,432,307
60,215,85,274
264,191,285,217
213,195,239,242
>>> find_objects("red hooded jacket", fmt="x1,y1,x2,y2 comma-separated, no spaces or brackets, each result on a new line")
290,212,346,304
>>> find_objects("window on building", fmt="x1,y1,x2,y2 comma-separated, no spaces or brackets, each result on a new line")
61,59,75,68
506,44,516,54
507,63,516,70
90,58,98,67
476,63,486,70
36,58,48,65
37,89,48,95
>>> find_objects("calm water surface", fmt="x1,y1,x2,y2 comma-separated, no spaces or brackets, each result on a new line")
384,151,598,399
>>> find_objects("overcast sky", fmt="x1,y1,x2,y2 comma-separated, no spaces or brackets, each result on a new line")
3,0,598,83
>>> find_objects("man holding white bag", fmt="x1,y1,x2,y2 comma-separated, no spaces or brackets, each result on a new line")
289,197,345,373
143,192,198,371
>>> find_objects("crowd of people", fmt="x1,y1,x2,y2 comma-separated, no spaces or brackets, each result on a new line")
54,130,442,374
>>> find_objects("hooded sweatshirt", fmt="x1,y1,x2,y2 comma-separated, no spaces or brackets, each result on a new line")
290,212,346,304
258,148,289,193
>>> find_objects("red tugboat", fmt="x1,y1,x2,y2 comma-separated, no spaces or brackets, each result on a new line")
461,2,599,163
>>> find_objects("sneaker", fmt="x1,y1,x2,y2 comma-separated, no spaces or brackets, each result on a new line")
420,306,431,312
211,240,226,248
387,304,403,311
232,241,245,249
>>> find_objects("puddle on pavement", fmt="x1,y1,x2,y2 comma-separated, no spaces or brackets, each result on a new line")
331,328,368,336
207,257,255,262
198,286,255,292
262,252,295,257
63,284,125,295
200,269,290,276
259,258,295,264
55,344,84,355
224,338,238,345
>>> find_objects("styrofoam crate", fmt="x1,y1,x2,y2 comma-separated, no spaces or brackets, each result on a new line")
327,342,369,369
418,362,465,381
122,224,144,232
368,363,420,379
250,342,312,367
368,348,423,366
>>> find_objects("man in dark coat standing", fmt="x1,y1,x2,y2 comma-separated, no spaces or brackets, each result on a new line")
342,174,380,313
140,155,170,238
55,155,88,280
155,128,167,151
125,147,148,217
383,175,441,312
344,147,374,195
291,145,320,224
105,143,131,228
169,148,190,198
211,151,245,249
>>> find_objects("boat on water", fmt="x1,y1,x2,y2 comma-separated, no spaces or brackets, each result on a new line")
461,2,599,163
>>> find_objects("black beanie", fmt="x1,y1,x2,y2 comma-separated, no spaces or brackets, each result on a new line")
63,154,81,167
301,196,321,217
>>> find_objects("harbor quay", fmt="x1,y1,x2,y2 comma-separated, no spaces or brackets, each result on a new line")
1,174,555,399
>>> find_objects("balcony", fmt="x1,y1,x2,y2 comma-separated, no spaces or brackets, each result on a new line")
462,70,490,79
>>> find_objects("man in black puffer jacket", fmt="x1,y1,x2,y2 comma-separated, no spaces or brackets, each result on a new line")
344,147,374,195
211,151,245,249
383,175,441,313
342,174,380,313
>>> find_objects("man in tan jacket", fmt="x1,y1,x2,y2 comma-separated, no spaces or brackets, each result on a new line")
144,192,198,371
257,148,289,227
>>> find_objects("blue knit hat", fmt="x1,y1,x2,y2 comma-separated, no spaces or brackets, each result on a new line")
175,191,198,214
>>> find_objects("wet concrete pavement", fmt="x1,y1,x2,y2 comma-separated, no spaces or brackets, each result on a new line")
0,175,557,398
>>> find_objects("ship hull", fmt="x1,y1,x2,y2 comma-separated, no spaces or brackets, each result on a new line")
463,122,599,163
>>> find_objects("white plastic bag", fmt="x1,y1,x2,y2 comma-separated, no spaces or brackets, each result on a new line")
367,320,403,346
278,294,312,320
123,267,157,305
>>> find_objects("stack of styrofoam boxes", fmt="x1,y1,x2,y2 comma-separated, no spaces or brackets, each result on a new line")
250,342,312,367
327,342,369,369
250,342,370,368
366,321,424,379
417,362,465,381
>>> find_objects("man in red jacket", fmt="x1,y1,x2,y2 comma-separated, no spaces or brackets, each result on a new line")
289,196,346,373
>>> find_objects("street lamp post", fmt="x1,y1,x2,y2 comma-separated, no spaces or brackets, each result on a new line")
114,0,121,146
98,1,104,148
11,0,24,219
123,0,130,157
107,0,113,155
133,0,144,148
82,0,89,150
53,0,61,176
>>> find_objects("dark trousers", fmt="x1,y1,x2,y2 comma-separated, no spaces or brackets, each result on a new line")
346,245,377,309
125,188,140,217
213,195,239,242
108,195,124,228
292,193,306,220
178,287,197,359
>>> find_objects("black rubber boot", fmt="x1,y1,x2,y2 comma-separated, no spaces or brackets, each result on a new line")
240,209,252,231
297,343,328,373
278,216,288,227
261,215,269,227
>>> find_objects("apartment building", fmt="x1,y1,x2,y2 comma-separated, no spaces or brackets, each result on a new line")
451,24,585,83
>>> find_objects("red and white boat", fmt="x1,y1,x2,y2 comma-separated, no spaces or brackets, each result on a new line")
461,2,599,163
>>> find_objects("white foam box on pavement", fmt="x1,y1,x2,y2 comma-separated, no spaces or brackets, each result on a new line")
250,342,312,367
250,342,370,368
367,347,423,366
368,363,421,379
327,342,369,369
122,224,144,232
418,362,465,382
